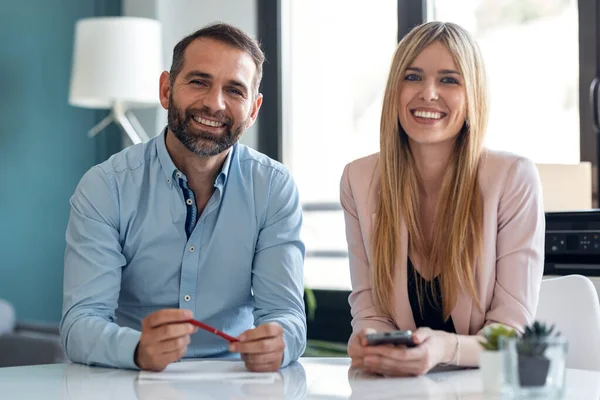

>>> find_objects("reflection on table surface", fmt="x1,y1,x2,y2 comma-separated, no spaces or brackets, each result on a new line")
62,360,307,400
1,357,600,399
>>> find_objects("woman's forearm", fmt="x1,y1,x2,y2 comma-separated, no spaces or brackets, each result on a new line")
442,333,483,367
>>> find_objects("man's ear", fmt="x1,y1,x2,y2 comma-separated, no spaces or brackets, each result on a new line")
245,93,263,129
159,71,171,110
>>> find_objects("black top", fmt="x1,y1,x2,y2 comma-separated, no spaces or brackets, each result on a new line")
407,258,457,333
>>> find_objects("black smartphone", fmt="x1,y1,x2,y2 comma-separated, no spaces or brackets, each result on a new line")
364,330,418,347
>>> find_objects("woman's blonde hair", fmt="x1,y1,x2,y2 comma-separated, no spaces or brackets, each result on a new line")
372,21,488,320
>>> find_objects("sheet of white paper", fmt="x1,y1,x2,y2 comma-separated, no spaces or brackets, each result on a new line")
137,360,281,383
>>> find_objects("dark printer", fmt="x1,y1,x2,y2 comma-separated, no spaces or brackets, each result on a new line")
545,210,600,276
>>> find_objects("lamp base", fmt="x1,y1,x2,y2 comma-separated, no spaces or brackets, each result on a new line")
88,102,150,145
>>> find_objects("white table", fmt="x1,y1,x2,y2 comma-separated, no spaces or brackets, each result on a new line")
1,357,599,399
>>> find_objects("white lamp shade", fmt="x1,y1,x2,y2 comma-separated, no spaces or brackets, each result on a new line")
69,17,162,109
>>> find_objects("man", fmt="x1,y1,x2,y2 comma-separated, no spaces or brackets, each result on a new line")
60,23,306,372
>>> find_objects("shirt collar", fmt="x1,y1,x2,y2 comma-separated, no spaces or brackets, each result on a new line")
215,144,235,188
155,126,236,188
156,127,178,185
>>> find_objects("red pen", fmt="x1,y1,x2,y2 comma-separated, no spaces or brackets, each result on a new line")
187,319,240,343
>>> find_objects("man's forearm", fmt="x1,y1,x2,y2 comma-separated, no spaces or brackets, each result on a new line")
61,310,141,369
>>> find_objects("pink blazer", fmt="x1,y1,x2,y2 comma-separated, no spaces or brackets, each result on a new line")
340,150,545,336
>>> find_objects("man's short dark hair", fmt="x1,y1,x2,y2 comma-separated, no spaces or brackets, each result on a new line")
169,22,265,96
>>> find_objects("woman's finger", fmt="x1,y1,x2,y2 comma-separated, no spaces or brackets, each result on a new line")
411,327,434,345
357,328,377,346
364,342,426,361
363,354,426,376
363,355,413,376
350,356,363,368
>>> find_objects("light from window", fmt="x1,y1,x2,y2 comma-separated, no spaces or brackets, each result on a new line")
282,0,398,290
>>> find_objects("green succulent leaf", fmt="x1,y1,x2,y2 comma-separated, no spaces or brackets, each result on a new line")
480,324,517,351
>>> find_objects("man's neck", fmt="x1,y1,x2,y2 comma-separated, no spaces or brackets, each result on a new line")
165,129,230,193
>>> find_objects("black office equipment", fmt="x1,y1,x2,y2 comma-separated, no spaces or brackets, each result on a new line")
545,210,600,276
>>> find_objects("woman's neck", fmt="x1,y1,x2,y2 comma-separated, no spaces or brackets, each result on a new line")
409,140,454,199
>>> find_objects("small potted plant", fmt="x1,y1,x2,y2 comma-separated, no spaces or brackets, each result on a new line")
479,324,517,392
516,321,560,387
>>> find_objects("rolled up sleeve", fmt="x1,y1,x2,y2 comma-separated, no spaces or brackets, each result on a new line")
251,169,307,367
60,166,141,369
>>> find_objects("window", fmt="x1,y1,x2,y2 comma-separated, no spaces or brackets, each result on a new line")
428,0,580,164
268,0,596,291
281,0,398,289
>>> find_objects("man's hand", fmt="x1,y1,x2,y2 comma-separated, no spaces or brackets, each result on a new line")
229,322,285,372
135,309,198,371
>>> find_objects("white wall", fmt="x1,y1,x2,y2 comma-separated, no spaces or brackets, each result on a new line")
123,0,259,149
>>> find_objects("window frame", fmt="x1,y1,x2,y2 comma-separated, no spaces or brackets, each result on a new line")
579,0,599,204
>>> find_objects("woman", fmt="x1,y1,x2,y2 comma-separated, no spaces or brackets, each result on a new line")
340,21,544,376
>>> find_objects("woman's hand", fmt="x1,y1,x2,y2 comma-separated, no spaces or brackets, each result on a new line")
348,328,380,369
360,327,454,377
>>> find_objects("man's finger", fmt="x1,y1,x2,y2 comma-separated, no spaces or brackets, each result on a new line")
245,361,280,372
243,352,282,372
239,322,282,341
233,336,283,354
157,323,195,341
144,309,193,329
243,351,282,366
156,345,188,367
155,334,191,354
143,322,194,345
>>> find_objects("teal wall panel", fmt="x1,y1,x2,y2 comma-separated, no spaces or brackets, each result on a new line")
0,0,122,323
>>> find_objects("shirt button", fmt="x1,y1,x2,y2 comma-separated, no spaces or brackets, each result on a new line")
189,245,195,252
176,172,182,178
184,295,191,302
167,178,171,183
186,198,193,206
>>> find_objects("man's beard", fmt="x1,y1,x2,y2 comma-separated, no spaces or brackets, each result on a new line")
167,94,247,157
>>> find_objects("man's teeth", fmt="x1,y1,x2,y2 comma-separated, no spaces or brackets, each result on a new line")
193,116,225,127
413,110,442,119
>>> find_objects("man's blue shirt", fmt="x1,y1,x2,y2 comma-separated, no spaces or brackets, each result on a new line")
60,129,306,369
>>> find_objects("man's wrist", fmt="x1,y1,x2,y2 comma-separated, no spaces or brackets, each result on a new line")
134,342,142,369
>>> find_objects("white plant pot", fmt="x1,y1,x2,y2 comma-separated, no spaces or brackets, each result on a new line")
479,349,505,393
